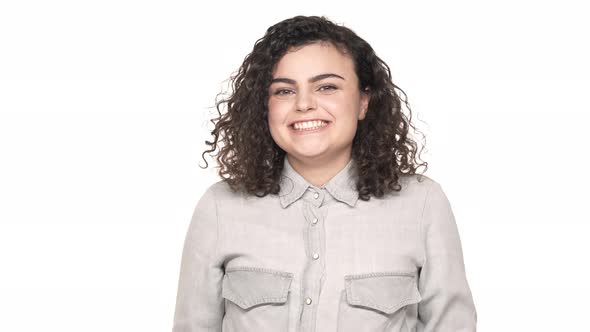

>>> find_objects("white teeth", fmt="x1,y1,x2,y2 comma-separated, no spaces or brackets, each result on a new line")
293,120,328,130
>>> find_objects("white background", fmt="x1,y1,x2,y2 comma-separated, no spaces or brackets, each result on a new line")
1,0,589,331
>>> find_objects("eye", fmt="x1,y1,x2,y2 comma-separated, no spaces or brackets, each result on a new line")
319,85,337,92
274,89,294,95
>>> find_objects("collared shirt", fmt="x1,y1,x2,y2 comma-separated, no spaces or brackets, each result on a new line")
172,157,477,332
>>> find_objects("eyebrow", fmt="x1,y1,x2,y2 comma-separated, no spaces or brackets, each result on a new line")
270,73,345,85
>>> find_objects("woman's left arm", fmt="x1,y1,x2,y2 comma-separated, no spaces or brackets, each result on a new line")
416,180,478,332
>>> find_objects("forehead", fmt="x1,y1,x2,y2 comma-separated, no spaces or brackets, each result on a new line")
272,42,356,77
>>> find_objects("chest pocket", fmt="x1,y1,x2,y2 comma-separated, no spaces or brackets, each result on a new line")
337,271,422,332
221,266,294,332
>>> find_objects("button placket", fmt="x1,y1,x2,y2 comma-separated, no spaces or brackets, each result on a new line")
300,197,325,332
306,187,325,208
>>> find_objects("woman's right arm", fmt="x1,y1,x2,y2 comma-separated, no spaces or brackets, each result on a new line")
172,186,225,332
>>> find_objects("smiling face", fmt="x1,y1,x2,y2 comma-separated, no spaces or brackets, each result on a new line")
267,42,369,166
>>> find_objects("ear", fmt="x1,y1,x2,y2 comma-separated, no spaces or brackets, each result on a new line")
358,88,370,120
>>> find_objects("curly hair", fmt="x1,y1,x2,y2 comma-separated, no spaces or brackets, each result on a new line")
201,15,428,200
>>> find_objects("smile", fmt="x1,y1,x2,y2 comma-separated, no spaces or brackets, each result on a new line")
289,120,332,134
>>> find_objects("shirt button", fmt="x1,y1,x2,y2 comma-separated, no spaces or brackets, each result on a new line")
313,192,319,199
312,253,319,260
311,218,318,225
305,297,312,305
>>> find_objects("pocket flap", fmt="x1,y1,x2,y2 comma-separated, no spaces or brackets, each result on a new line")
344,272,422,314
222,266,294,310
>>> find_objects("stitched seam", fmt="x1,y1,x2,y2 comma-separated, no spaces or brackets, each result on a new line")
212,184,220,267
245,296,288,306
223,287,289,305
222,269,293,308
349,298,419,313
242,296,289,307
225,266,294,278
223,291,288,309
344,275,420,313
419,180,434,268
327,181,356,207
281,278,291,296
346,282,418,311
344,271,415,280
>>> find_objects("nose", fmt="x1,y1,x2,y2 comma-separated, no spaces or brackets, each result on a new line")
296,89,316,112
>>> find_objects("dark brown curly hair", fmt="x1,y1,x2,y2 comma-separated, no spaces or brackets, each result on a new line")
201,15,428,200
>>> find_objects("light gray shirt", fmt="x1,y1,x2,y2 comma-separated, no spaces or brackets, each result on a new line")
172,157,477,332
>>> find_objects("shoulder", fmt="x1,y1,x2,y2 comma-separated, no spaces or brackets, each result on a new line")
394,174,454,213
402,175,456,225
397,173,441,196
191,180,240,216
204,179,229,195
200,179,250,203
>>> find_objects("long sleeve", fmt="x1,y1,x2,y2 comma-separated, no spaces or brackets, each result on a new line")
417,180,477,332
172,186,225,332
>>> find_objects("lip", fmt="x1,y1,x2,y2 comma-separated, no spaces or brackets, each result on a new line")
288,120,332,135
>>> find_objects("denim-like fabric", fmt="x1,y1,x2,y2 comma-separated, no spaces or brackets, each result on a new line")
172,157,477,332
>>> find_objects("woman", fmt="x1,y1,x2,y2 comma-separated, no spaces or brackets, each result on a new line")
172,15,477,332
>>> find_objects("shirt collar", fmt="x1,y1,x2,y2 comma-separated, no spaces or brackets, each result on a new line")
278,156,359,208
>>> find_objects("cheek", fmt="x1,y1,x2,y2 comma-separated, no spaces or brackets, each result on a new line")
267,109,286,137
323,101,361,134
320,98,358,121
267,101,289,124
267,109,280,127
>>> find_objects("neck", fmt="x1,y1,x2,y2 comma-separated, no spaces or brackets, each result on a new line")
286,152,351,188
